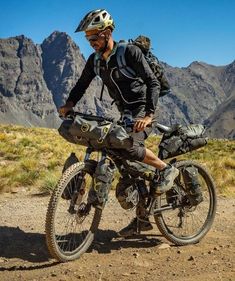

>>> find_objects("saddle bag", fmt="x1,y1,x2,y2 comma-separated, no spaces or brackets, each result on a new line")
158,124,207,160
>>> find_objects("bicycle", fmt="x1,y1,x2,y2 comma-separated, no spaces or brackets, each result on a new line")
45,112,217,262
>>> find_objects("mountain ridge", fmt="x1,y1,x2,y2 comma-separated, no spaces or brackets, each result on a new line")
0,31,234,138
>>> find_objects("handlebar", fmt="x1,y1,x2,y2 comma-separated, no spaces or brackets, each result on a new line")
61,110,115,123
60,110,172,133
61,109,149,125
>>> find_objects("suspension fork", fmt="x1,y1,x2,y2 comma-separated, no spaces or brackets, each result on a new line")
68,148,94,214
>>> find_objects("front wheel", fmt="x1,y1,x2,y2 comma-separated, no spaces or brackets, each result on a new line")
45,160,102,262
154,160,217,245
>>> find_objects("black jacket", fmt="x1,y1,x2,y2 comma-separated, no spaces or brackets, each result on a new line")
67,42,161,115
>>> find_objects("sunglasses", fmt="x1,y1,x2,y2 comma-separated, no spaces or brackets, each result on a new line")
85,31,105,42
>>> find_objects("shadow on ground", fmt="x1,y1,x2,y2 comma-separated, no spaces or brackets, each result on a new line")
89,229,162,254
0,226,49,263
0,226,162,271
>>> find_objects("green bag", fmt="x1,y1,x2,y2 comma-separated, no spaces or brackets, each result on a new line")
65,115,133,150
158,124,207,159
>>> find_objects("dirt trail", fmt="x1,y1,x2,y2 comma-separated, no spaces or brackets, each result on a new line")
0,191,234,281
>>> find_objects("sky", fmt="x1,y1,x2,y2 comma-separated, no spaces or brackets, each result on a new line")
0,0,234,67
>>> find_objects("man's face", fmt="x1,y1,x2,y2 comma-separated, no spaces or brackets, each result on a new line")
85,29,106,52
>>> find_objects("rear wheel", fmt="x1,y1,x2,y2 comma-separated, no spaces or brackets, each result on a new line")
154,160,217,245
45,160,102,262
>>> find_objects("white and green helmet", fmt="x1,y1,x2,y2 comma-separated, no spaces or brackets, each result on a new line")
75,9,115,32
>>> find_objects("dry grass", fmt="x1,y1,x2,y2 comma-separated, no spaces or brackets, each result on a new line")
0,124,84,193
0,124,234,197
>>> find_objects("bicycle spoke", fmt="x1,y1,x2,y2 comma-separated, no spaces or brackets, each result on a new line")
45,161,102,261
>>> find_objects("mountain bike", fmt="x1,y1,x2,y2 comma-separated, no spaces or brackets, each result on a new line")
45,112,217,262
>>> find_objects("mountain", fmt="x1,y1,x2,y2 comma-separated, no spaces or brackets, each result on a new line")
159,61,227,124
204,61,235,139
204,92,235,139
0,31,234,138
0,35,59,127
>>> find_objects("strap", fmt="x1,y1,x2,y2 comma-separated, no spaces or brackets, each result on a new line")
94,53,101,76
100,82,105,101
116,43,136,78
94,53,105,101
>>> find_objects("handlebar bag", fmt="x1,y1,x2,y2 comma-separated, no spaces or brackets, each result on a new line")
62,115,133,149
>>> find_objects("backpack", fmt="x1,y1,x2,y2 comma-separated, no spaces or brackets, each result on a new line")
94,35,171,100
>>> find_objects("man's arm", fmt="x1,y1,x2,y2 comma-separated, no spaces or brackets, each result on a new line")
66,54,96,105
59,54,96,116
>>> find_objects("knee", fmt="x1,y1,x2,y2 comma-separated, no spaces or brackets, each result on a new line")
117,146,146,162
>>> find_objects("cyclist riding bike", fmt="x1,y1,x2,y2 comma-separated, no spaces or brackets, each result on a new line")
58,9,179,237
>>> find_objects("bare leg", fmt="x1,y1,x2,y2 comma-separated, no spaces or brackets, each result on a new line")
142,148,167,170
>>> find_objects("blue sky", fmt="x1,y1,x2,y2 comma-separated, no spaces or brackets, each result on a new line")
0,0,234,67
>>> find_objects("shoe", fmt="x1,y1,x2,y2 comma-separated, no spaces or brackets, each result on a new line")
118,217,153,237
152,165,179,195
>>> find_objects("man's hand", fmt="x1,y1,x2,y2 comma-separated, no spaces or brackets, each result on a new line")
133,115,153,132
58,101,74,117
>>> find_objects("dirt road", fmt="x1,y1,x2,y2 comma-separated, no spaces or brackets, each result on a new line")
0,191,234,281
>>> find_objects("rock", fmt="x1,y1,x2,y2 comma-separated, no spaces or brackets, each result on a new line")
158,243,171,249
188,256,195,261
133,252,140,258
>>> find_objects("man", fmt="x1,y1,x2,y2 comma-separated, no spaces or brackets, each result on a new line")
59,9,179,237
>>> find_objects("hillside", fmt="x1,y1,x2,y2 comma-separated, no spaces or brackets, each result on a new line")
205,92,235,139
0,124,234,196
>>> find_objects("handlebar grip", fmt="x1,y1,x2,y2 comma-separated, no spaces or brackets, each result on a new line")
65,109,75,117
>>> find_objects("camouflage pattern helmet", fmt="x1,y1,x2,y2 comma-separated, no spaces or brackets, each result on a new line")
75,9,115,32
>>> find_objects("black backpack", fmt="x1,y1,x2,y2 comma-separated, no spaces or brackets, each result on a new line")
94,35,171,100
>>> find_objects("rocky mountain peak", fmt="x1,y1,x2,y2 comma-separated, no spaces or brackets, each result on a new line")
41,31,86,108
0,34,59,127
